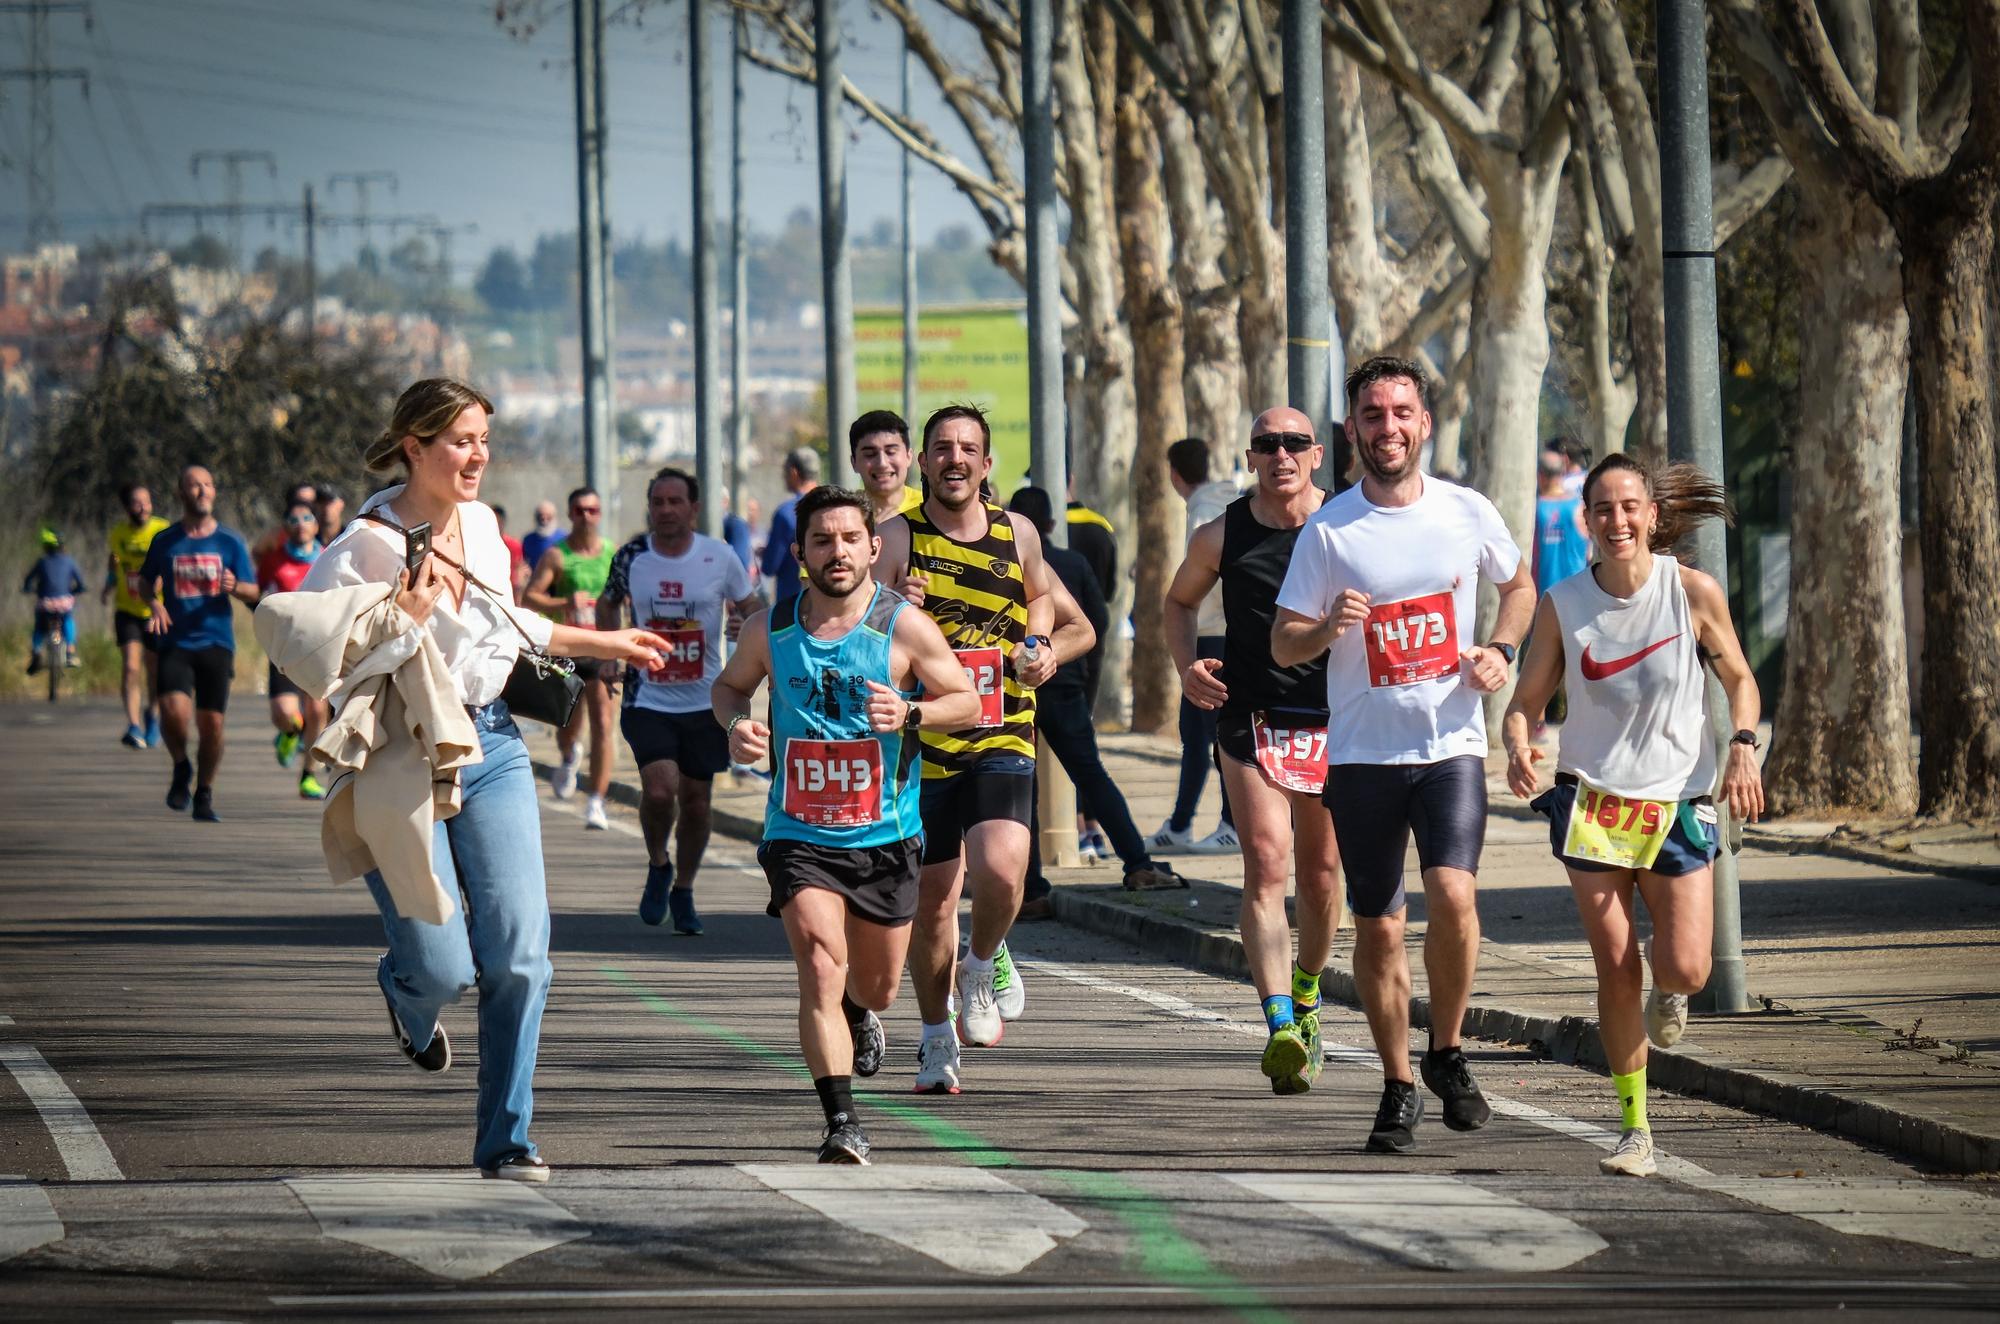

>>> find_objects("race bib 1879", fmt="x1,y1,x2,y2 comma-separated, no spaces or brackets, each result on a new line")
954,647,1005,729
782,737,883,827
1363,590,1458,687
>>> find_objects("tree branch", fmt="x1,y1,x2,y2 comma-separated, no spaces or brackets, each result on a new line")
1711,0,1843,180
1330,0,1504,152
1712,152,1792,247
1093,0,1194,103
1773,0,1935,188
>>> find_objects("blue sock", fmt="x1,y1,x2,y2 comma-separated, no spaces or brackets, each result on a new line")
1262,994,1294,1033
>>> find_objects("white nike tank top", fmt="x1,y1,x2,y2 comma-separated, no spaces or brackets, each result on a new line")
1547,554,1716,800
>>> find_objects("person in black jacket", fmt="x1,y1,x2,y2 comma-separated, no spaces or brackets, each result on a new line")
1008,487,1183,911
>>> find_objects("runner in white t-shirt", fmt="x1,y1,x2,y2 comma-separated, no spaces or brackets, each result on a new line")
599,467,760,934
1272,355,1536,1155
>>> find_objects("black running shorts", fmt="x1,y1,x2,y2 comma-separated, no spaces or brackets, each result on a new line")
620,706,730,779
157,645,234,712
1323,755,1487,918
267,661,306,702
918,754,1034,867
759,835,921,926
1216,707,1332,769
114,611,150,648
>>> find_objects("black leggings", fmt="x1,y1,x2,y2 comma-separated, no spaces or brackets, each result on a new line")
1323,755,1487,917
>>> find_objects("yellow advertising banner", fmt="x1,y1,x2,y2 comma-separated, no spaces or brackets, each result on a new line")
854,302,1030,490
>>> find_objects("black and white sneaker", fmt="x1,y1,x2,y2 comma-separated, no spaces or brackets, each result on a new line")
1366,1080,1424,1153
480,1155,551,1182
1420,1045,1492,1131
852,1010,886,1078
381,979,451,1073
817,1116,871,1165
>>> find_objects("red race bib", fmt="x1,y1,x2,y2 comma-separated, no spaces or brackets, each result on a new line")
564,596,599,629
1362,590,1458,688
954,647,1005,729
172,552,223,600
782,738,883,826
645,618,706,684
1251,715,1328,794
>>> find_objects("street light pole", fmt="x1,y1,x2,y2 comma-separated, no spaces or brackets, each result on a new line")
1657,0,1749,1014
900,29,919,428
730,10,749,521
573,0,613,507
1281,0,1332,477
691,0,722,539
815,0,855,486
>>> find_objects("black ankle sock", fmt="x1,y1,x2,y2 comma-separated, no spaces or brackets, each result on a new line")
840,993,870,1029
813,1074,856,1127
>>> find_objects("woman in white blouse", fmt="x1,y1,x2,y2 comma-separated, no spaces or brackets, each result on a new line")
305,378,664,1182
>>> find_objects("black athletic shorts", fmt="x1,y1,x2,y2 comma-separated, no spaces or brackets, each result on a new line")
267,661,305,701
1216,707,1332,769
620,706,730,779
114,611,150,648
919,754,1034,867
158,645,234,712
1323,755,1487,918
760,835,921,926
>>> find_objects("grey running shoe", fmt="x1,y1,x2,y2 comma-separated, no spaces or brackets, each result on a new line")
852,1010,886,1078
1599,1127,1657,1177
817,1118,871,1165
1646,989,1690,1048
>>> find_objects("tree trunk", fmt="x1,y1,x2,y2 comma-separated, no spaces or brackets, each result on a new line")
1159,99,1243,473
1897,187,2000,818
1237,261,1287,415
1325,44,1388,359
1763,185,1916,816
1116,31,1185,734
1429,302,1474,477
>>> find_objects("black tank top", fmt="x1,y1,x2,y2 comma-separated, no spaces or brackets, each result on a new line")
1219,491,1330,718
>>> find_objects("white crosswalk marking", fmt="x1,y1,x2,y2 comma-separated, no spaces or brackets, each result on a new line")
0,1182,63,1265
739,1164,1088,1275
283,1175,589,1280
1694,1177,2000,1259
1223,1173,1608,1272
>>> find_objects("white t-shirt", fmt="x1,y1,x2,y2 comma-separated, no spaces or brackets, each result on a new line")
601,531,753,715
302,488,554,710
1275,477,1521,765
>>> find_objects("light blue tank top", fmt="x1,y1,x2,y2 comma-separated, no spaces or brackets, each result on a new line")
764,582,924,847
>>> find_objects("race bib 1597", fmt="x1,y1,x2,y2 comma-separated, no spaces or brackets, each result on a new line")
1251,714,1328,794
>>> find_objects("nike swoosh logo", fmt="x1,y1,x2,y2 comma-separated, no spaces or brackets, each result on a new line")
1579,634,1680,681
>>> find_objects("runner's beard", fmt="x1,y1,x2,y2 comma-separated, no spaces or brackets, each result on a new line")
1356,433,1420,483
926,469,980,511
806,561,863,598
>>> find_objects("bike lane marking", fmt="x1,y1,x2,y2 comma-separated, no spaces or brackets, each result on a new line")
0,1044,122,1181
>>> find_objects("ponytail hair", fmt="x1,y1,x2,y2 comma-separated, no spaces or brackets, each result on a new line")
364,378,496,476
1582,453,1732,553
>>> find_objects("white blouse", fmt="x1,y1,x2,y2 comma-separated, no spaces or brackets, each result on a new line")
301,486,555,709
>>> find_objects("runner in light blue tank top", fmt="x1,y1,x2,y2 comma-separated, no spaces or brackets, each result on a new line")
764,581,923,847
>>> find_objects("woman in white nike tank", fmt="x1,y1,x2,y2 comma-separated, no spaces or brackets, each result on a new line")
1502,455,1764,1178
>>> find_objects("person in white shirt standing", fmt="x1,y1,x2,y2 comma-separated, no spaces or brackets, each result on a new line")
1272,355,1536,1154
304,378,666,1182
598,467,762,935
1502,455,1765,1177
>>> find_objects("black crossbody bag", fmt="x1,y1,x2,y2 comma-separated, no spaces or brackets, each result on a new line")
360,511,583,727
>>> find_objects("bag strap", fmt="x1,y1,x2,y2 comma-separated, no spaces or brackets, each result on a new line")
358,509,546,656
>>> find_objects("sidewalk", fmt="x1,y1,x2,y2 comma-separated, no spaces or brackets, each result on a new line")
524,721,2000,1174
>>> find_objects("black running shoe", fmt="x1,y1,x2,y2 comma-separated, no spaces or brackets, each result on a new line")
852,1009,886,1078
668,885,703,935
166,759,193,812
1420,1045,1492,1132
382,979,451,1073
817,1117,871,1165
191,787,220,822
1366,1080,1424,1153
638,862,673,926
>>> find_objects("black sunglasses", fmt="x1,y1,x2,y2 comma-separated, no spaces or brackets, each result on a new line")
1250,431,1316,455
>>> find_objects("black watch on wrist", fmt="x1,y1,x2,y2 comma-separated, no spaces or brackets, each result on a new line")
904,700,923,731
1485,640,1516,665
1731,728,1759,749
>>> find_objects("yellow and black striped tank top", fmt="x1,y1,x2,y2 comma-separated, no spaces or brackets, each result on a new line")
906,501,1036,776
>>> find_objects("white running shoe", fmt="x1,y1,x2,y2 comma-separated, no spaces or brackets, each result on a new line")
914,1033,961,1094
1145,819,1196,852
584,795,609,830
1598,1126,1657,1177
551,756,580,800
991,941,1026,1021
1191,823,1239,853
1078,835,1103,864
956,960,1004,1046
1646,989,1690,1048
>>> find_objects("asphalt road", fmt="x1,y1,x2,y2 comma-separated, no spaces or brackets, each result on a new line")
2,701,1997,1321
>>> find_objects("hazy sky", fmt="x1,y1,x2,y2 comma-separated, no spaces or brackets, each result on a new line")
3,0,995,276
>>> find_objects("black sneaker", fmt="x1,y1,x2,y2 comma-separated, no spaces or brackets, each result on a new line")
852,1009,885,1078
817,1116,871,1165
638,861,673,926
191,787,220,822
480,1155,550,1182
166,760,193,812
668,885,704,935
1366,1080,1424,1153
1420,1045,1492,1132
382,980,451,1073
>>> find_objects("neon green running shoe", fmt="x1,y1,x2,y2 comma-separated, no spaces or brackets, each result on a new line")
1294,1007,1325,1089
275,729,300,768
1262,1022,1310,1095
991,940,1025,1021
298,772,326,800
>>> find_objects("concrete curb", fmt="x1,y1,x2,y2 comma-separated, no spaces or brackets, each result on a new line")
1047,884,2000,1176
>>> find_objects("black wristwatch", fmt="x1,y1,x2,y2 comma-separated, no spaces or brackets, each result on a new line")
1485,640,1517,665
1731,728,1759,749
904,699,924,731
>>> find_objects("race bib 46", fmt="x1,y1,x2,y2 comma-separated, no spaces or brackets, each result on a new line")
1363,590,1457,687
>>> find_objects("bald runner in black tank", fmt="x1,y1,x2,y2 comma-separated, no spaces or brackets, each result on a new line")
1217,492,1332,761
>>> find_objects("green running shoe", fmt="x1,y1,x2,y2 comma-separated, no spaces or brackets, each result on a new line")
298,772,327,800
991,940,1025,1021
275,729,300,768
1261,1022,1310,1095
1294,1007,1325,1090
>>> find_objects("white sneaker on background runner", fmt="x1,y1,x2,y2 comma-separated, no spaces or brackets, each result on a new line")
956,960,1004,1046
551,754,580,800
1145,819,1196,852
1646,988,1689,1048
584,795,609,830
914,1033,962,1094
1191,823,1239,853
1599,1127,1657,1177
991,941,1026,1021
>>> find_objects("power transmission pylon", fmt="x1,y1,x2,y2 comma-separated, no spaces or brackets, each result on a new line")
0,1,92,247
190,149,277,265
326,170,399,262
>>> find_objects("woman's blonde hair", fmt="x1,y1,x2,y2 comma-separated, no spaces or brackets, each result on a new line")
364,377,496,476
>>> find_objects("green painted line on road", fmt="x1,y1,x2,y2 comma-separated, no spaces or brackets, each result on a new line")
599,964,1289,1324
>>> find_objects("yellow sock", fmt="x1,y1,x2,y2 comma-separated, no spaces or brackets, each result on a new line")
1613,1066,1648,1132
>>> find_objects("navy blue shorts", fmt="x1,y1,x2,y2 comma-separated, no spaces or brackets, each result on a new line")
919,754,1034,868
1531,779,1719,878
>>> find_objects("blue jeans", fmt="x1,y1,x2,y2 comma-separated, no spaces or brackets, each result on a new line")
1170,635,1232,832
365,704,552,1170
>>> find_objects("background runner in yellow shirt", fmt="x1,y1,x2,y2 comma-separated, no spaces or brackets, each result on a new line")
103,482,169,748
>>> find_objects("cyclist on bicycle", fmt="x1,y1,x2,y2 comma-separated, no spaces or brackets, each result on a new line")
24,527,84,674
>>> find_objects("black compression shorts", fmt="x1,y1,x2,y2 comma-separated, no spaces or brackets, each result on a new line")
157,645,234,712
918,755,1034,868
760,835,921,926
620,707,730,779
1324,755,1487,917
114,611,150,648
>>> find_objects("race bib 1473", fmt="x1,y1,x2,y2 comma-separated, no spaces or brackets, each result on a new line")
1363,590,1458,687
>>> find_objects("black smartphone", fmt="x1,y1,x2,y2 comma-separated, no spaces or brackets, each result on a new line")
404,521,432,576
